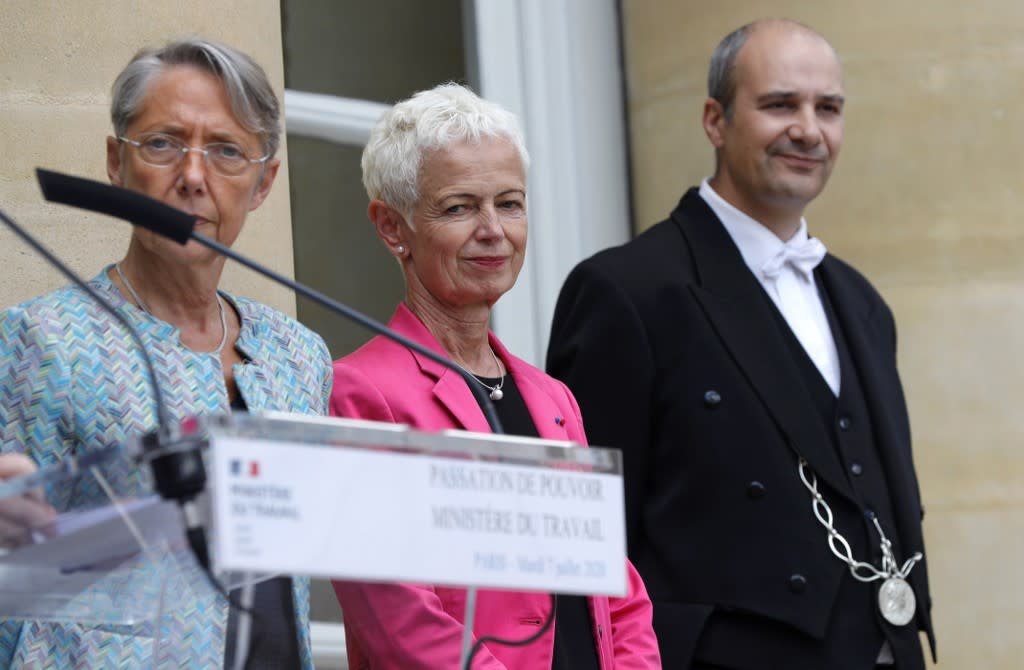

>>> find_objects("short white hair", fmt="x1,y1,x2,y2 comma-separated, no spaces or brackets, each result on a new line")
361,83,530,218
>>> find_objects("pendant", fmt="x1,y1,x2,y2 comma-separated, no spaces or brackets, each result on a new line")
878,576,916,626
490,388,503,401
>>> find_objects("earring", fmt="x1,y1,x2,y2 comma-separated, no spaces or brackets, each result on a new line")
396,245,406,255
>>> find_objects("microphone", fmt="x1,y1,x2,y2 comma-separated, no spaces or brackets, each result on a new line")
36,169,193,244
35,168,504,434
34,168,544,670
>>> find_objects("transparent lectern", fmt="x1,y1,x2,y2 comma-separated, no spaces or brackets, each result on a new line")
0,444,210,668
203,412,626,598
0,410,627,667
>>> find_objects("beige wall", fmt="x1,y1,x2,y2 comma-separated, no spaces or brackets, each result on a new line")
622,1,1024,666
0,1,295,314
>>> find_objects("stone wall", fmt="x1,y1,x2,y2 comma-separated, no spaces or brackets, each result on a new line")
0,1,295,314
621,2,1024,665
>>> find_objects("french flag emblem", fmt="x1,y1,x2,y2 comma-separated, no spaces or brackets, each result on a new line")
230,459,260,477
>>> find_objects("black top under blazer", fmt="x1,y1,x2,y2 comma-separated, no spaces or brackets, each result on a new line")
547,189,935,669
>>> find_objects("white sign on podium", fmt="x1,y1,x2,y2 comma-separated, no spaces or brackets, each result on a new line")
206,411,627,596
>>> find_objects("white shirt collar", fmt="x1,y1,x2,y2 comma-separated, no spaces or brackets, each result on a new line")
697,178,812,278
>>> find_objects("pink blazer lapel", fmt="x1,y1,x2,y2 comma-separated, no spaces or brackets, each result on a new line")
387,303,575,441
490,334,574,443
390,304,492,433
431,369,492,433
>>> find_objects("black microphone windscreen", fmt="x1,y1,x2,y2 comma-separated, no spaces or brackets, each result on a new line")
36,168,195,245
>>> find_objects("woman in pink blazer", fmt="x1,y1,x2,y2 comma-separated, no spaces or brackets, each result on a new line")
330,83,661,669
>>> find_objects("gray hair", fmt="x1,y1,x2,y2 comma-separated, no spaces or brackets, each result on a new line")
110,37,281,158
708,19,833,120
707,23,755,120
361,83,530,219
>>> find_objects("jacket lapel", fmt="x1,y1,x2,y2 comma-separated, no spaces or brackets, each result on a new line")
388,305,573,441
389,304,492,434
816,260,921,527
490,335,573,442
432,370,493,433
232,314,281,411
817,259,933,651
675,192,854,501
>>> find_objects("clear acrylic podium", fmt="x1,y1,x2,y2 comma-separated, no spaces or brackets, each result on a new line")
203,411,628,668
0,410,627,667
0,446,202,629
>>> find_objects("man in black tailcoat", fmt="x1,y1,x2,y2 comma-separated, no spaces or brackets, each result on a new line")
547,19,936,670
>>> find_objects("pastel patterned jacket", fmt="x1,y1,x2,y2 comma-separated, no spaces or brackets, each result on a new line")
0,267,332,669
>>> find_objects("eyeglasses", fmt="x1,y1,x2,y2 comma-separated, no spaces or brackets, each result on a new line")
117,132,269,177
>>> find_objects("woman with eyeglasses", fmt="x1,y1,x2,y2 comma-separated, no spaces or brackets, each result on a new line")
0,38,330,669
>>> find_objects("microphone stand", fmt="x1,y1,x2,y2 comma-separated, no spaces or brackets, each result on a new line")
190,235,507,669
186,233,505,435
194,231,505,670
34,168,503,436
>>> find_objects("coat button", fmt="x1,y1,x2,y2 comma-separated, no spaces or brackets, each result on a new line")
746,481,766,499
788,574,807,593
838,416,851,431
703,390,721,408
850,462,863,476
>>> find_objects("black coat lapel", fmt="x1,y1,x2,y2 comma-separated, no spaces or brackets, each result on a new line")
816,260,922,533
673,192,855,501
816,257,934,655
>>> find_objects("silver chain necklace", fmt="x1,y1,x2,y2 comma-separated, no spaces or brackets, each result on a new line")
798,457,922,626
460,347,505,401
115,262,229,355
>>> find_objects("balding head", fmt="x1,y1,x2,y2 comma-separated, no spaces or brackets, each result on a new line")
702,19,844,237
708,19,839,120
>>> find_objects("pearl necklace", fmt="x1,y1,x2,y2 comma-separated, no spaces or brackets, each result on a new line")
115,262,229,355
463,347,505,401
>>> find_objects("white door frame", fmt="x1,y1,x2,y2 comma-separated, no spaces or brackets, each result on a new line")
465,0,631,366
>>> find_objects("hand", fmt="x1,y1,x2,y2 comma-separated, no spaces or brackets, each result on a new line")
0,453,57,549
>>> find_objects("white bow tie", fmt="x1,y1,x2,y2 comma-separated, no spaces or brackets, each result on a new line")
761,237,827,280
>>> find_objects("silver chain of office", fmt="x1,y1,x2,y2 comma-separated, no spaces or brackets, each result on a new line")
797,457,923,626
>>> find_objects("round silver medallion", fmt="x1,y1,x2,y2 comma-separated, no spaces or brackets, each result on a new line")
878,576,916,626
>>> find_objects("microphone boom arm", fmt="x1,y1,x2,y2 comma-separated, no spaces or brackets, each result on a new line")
33,167,503,434
193,232,504,434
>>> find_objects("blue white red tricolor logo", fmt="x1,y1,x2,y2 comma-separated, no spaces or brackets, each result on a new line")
230,459,260,477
